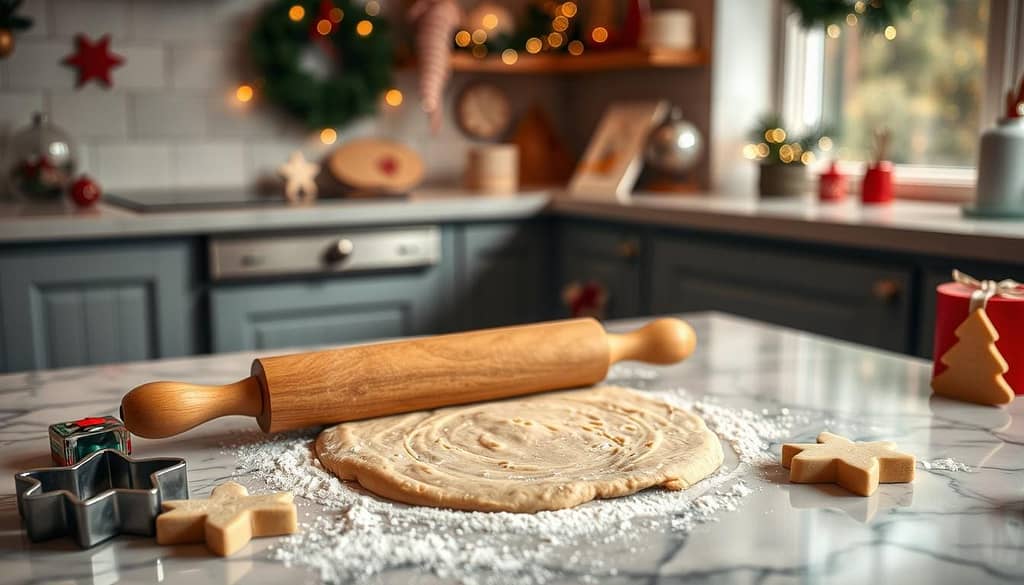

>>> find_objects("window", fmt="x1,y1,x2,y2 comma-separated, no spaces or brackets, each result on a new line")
779,0,1023,200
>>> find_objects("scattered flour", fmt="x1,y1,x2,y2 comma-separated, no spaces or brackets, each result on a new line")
231,386,796,584
920,457,971,472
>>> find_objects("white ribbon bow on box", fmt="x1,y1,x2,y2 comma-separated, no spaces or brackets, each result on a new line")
953,269,1024,312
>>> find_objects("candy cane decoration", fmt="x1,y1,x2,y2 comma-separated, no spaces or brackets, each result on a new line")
410,0,461,132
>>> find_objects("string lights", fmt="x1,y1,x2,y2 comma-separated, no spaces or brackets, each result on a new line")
456,1,593,64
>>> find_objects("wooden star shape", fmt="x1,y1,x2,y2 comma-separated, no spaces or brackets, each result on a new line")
278,151,320,204
781,432,915,496
63,34,123,88
157,481,297,556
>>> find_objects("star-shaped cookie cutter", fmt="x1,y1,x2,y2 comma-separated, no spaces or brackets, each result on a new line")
15,449,188,548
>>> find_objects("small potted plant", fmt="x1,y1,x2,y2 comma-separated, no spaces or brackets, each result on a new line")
745,115,829,197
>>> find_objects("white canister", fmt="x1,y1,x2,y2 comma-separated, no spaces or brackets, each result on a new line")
465,144,519,194
971,117,1024,217
640,9,695,51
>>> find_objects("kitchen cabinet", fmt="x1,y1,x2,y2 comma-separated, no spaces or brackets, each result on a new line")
650,233,914,353
0,240,198,371
210,276,446,352
210,230,454,353
557,221,645,319
456,222,549,329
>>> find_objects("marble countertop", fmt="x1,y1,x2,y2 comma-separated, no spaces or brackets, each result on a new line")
1,312,1021,584
0,189,551,244
552,194,1024,263
1,189,1022,264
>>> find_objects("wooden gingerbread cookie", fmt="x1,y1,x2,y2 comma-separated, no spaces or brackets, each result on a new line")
781,432,915,496
157,481,297,556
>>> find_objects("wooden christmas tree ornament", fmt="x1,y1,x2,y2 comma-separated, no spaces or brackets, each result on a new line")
157,481,297,556
781,432,915,496
931,307,1014,406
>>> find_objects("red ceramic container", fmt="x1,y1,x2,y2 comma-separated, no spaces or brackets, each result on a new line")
861,161,894,204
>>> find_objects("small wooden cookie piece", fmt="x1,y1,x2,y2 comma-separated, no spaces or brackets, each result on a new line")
781,432,915,496
157,481,297,556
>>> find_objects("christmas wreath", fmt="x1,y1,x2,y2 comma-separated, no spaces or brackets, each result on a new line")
789,0,911,34
248,0,394,129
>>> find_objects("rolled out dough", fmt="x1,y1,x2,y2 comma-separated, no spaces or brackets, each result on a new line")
315,386,724,513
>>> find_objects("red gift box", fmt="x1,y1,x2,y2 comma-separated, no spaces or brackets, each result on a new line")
933,282,1024,395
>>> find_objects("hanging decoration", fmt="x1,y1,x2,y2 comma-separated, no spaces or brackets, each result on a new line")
788,0,912,35
63,34,124,88
410,0,460,132
247,0,394,130
0,0,33,58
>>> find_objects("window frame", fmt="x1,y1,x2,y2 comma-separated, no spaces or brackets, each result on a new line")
775,0,1024,202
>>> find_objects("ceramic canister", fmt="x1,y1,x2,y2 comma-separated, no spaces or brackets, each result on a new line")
640,9,695,51
973,117,1024,216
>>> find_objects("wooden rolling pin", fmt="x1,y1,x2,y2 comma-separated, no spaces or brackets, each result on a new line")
121,317,696,438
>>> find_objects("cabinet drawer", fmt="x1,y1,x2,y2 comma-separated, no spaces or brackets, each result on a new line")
558,222,643,319
209,226,440,280
651,235,913,352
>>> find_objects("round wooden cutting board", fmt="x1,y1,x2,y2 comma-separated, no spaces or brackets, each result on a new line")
327,139,425,195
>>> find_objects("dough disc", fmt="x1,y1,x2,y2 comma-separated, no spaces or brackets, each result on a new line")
315,386,724,513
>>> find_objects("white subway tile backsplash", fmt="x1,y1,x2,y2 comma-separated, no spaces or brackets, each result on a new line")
5,40,76,90
129,1,216,42
168,46,224,90
206,95,293,139
95,142,171,191
0,93,46,133
18,0,50,39
172,141,246,188
52,0,128,38
248,140,307,181
51,90,128,139
133,93,206,139
114,44,166,90
0,0,488,190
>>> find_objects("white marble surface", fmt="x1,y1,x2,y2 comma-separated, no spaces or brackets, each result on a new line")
0,313,1021,584
1,189,1022,264
0,189,550,243
552,193,1024,263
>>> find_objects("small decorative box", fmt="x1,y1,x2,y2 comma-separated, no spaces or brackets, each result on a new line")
49,416,131,466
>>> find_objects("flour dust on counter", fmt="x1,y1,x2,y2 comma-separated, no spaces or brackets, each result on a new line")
231,382,800,585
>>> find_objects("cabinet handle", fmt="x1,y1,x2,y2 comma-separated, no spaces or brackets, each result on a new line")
616,240,640,259
872,279,902,303
324,238,354,263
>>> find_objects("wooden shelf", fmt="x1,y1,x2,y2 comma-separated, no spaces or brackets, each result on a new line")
450,48,708,74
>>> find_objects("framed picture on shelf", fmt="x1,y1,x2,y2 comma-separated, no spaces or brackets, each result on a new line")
568,100,669,202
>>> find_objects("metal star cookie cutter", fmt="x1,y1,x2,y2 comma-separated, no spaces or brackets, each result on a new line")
14,449,188,548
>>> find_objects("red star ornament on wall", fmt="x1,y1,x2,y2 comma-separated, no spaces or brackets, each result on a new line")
63,34,123,88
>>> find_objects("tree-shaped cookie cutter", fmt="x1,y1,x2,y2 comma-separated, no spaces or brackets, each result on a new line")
15,449,188,548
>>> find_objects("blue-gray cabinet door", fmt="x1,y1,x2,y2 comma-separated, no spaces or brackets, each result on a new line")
456,222,548,330
558,222,643,319
650,235,913,352
0,240,197,372
210,268,450,353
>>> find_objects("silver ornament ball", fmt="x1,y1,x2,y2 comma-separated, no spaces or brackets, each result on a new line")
645,108,702,175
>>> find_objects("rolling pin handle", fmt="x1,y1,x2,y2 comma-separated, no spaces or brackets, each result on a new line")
606,317,697,365
120,376,265,439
